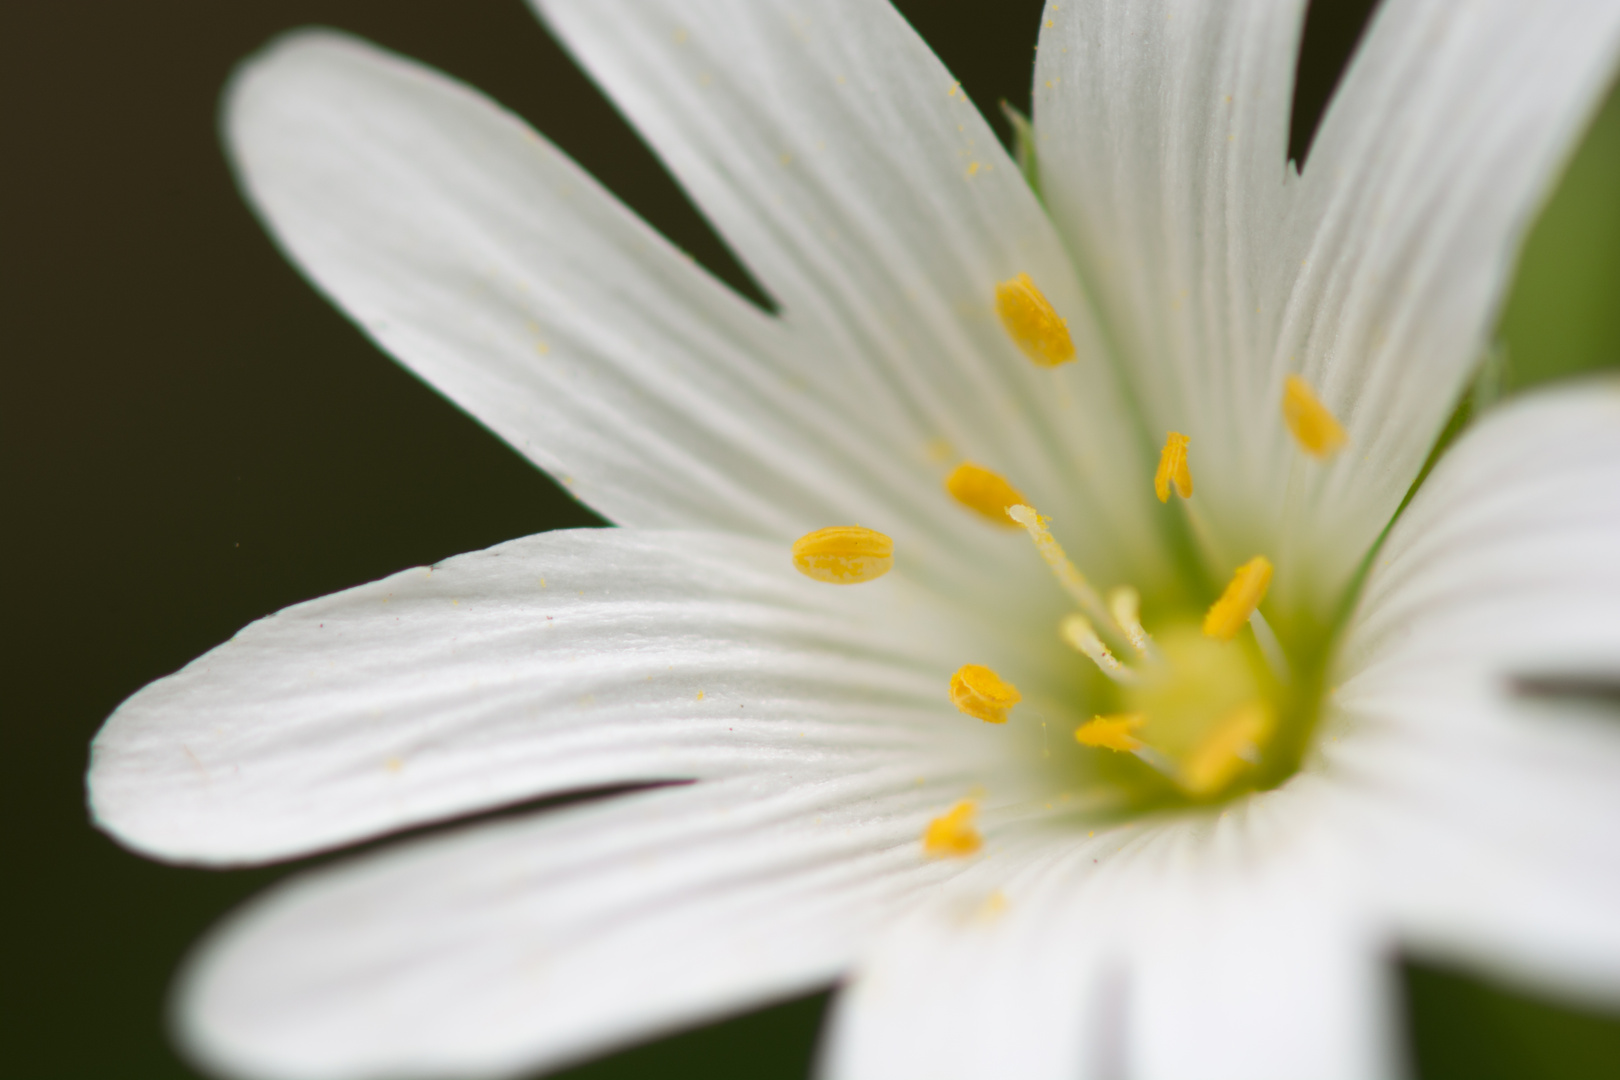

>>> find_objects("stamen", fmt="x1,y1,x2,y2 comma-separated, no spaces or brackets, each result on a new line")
1061,615,1137,684
945,462,1028,526
1153,431,1193,502
923,800,983,857
949,663,1022,724
1282,375,1348,459
1247,607,1291,683
1107,586,1154,658
1075,713,1145,752
1203,556,1274,641
791,526,893,584
994,273,1075,367
1005,504,1113,629
1178,701,1274,796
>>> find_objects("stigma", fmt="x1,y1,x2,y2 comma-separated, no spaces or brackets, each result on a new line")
1282,375,1348,458
995,273,1075,367
791,526,893,583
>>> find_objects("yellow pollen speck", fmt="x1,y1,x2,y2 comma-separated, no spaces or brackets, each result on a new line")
1203,556,1274,641
696,690,705,701
1282,375,1348,458
945,463,1028,526
923,800,982,857
966,161,981,177
1179,701,1274,796
791,526,893,584
384,756,403,773
1075,713,1145,752
949,664,1021,724
1154,431,1193,502
995,273,1075,367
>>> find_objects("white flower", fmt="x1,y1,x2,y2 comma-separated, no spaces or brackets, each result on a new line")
88,1,1620,1078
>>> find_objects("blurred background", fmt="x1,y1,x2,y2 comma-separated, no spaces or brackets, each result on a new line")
4,1,1618,1077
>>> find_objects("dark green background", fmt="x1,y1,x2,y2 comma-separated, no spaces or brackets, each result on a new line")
5,1,1618,1077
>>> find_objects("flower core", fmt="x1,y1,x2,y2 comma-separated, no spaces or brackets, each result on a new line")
792,275,1354,852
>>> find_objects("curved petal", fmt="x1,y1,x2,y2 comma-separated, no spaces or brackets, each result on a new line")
823,782,1398,1080
224,30,1063,599
178,777,964,1080
1035,0,1620,623
531,0,1171,589
1335,380,1620,1004
821,831,1124,1080
90,528,1035,866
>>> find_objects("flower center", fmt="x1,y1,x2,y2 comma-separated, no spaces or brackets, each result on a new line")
990,494,1285,801
789,272,1350,856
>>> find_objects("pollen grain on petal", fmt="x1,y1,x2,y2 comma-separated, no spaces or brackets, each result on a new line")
945,462,1028,525
923,800,982,857
791,526,894,584
1203,556,1273,641
1075,713,1145,752
1282,375,1348,458
995,272,1075,367
1154,431,1193,502
949,663,1021,723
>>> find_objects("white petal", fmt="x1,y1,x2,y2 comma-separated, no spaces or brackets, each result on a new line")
179,777,964,1080
824,784,1399,1080
91,528,1029,865
532,0,1171,588
1123,796,1400,1080
224,31,1060,598
1334,379,1620,1004
1035,0,1620,621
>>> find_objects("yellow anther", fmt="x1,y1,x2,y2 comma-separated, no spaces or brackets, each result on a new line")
791,526,893,584
949,663,1021,724
1107,586,1152,657
1153,431,1193,502
1075,713,1145,752
1006,504,1112,628
1060,615,1135,683
1282,375,1348,458
1203,556,1274,641
1178,701,1274,796
944,462,1028,526
995,273,1075,367
923,800,983,857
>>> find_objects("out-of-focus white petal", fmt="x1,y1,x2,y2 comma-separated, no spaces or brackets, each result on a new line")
532,0,1170,589
1124,793,1400,1080
824,782,1398,1080
91,528,1036,866
178,778,964,1080
822,827,1125,1080
223,31,1057,599
1035,0,1620,622
1334,379,1620,1005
